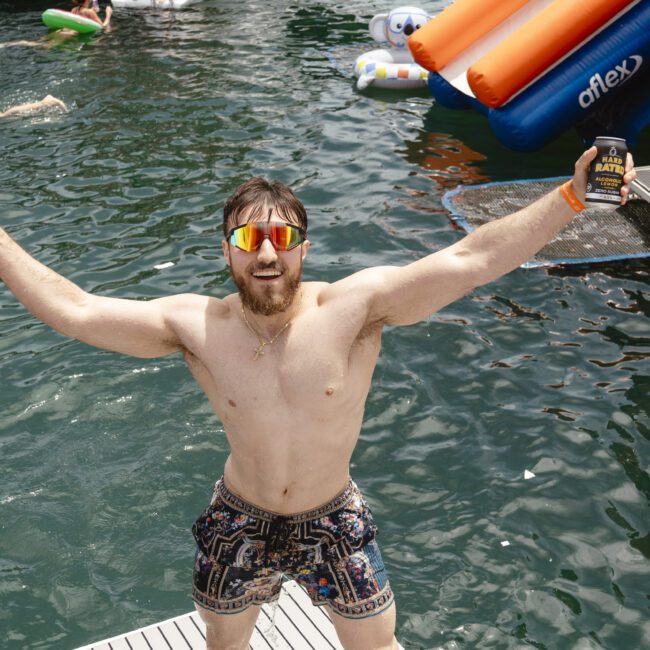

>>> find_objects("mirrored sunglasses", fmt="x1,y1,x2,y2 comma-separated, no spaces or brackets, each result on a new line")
228,222,306,252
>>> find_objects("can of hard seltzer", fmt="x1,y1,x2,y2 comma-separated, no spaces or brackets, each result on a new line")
585,136,627,209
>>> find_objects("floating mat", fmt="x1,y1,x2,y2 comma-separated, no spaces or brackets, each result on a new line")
443,167,650,268
632,165,650,202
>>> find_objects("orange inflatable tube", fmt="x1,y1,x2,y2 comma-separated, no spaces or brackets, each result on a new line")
408,0,530,72
467,0,638,108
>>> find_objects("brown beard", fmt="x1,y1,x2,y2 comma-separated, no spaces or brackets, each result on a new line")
232,261,303,316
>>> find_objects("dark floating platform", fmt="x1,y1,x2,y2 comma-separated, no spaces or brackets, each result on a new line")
443,166,650,268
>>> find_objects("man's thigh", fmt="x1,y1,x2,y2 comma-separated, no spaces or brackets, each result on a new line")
329,601,398,650
195,602,261,650
294,539,394,616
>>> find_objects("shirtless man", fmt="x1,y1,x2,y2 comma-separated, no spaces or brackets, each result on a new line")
0,148,635,650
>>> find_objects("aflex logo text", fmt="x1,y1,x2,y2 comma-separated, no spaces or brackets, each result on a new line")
578,55,643,108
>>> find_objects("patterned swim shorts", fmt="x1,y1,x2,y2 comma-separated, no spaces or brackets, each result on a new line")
191,478,393,619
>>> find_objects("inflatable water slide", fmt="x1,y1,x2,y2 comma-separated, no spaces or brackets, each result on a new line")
408,0,650,151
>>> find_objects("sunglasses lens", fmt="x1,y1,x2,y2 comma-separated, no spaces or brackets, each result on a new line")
230,223,265,252
271,224,303,250
230,223,304,252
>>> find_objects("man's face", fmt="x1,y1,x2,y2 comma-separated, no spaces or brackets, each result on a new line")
222,211,310,316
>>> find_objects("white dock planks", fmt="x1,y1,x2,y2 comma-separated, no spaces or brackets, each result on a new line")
75,580,344,650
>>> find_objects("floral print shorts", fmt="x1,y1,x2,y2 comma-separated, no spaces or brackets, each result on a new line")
192,478,393,619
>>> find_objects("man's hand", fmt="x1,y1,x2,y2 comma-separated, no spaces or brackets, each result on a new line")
571,145,636,205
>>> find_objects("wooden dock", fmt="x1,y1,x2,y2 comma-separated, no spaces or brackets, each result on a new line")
75,580,346,650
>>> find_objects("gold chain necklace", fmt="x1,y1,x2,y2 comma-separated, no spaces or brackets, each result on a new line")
241,306,292,360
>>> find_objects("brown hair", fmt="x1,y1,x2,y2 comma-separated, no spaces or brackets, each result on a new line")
222,177,308,237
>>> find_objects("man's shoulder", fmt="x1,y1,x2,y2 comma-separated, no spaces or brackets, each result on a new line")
318,267,392,301
303,280,330,292
159,292,230,318
301,280,331,304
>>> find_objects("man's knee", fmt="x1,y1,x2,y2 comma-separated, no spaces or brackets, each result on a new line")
195,603,260,650
329,601,398,650
205,636,248,650
204,636,247,650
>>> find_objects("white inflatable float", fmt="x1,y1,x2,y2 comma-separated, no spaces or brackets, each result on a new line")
354,6,431,90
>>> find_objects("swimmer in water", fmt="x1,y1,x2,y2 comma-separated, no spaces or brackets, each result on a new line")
0,95,67,118
0,149,636,649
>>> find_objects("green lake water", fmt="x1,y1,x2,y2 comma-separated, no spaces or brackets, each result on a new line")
1,2,649,648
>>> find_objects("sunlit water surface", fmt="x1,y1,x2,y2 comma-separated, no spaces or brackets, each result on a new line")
1,2,649,649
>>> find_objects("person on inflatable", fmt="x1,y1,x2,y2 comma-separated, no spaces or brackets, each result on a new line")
0,0,110,48
71,0,112,28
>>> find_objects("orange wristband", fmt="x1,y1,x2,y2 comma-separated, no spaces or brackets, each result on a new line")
559,181,586,213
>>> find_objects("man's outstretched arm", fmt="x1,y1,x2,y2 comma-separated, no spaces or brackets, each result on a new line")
0,227,199,358
362,147,636,326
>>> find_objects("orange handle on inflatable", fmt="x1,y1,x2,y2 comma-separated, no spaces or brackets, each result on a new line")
408,0,530,72
467,0,638,108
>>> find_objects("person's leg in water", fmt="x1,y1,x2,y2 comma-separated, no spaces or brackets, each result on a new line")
0,95,67,118
0,26,93,50
0,40,48,49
